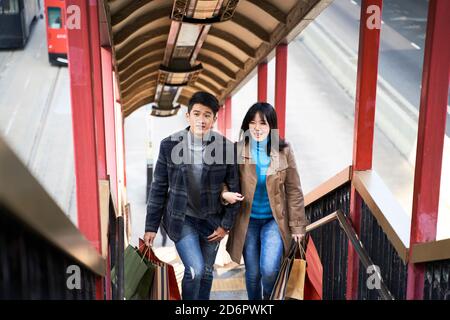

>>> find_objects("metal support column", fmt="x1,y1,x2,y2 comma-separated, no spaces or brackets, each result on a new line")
407,0,450,300
347,0,383,300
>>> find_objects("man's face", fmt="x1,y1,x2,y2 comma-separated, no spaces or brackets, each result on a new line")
186,103,217,137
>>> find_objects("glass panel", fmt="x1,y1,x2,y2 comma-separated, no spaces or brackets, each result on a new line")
437,89,450,240
0,0,20,14
373,0,428,218
283,0,358,193
47,7,62,29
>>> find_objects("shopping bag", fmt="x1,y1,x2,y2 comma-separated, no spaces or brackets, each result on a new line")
270,236,323,300
304,237,323,300
285,241,307,300
138,238,181,300
111,245,149,300
270,241,297,300
150,263,169,300
130,247,156,300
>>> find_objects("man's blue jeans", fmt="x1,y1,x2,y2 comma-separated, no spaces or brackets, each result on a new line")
175,215,220,300
243,217,284,300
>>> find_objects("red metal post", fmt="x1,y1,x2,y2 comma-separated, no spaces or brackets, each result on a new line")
347,0,383,300
225,96,232,139
122,114,127,187
407,0,450,300
258,62,268,102
66,0,103,299
217,105,226,135
275,45,287,139
89,0,107,181
101,47,118,211
88,0,108,300
347,187,363,300
100,47,116,301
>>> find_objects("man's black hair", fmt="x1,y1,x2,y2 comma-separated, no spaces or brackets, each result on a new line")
187,91,220,115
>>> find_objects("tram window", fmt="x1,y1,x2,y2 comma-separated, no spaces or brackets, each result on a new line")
47,7,62,29
0,0,20,14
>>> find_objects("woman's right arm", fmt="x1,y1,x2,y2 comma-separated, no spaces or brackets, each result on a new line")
221,183,244,205
284,144,308,236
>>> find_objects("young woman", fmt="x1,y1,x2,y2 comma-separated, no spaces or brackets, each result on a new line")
222,102,308,300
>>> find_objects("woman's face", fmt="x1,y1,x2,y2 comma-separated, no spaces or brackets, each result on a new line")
249,112,270,142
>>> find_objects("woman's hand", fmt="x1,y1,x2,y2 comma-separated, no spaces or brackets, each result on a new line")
292,233,305,243
222,191,244,204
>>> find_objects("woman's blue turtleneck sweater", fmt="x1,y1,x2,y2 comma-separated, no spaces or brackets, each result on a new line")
250,138,273,219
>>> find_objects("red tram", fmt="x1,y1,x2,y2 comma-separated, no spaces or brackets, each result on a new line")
44,0,67,65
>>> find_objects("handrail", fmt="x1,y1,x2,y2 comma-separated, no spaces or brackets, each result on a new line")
305,211,338,233
305,166,450,269
410,238,450,263
0,137,106,276
306,210,395,300
304,167,410,263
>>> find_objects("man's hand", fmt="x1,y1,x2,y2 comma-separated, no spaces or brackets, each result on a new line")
144,231,157,247
207,226,228,242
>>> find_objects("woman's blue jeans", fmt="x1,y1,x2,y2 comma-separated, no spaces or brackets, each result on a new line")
243,217,284,300
175,215,220,300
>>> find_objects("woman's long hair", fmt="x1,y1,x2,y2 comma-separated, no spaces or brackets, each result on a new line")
239,102,288,156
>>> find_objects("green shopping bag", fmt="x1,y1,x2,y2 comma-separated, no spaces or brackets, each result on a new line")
111,245,149,300
130,249,156,300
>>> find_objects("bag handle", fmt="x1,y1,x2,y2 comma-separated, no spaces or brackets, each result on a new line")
287,238,306,259
138,240,161,264
296,239,306,259
137,243,150,263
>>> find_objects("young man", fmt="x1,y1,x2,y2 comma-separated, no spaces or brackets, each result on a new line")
144,91,241,300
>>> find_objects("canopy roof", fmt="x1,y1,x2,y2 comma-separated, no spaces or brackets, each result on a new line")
102,0,332,117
